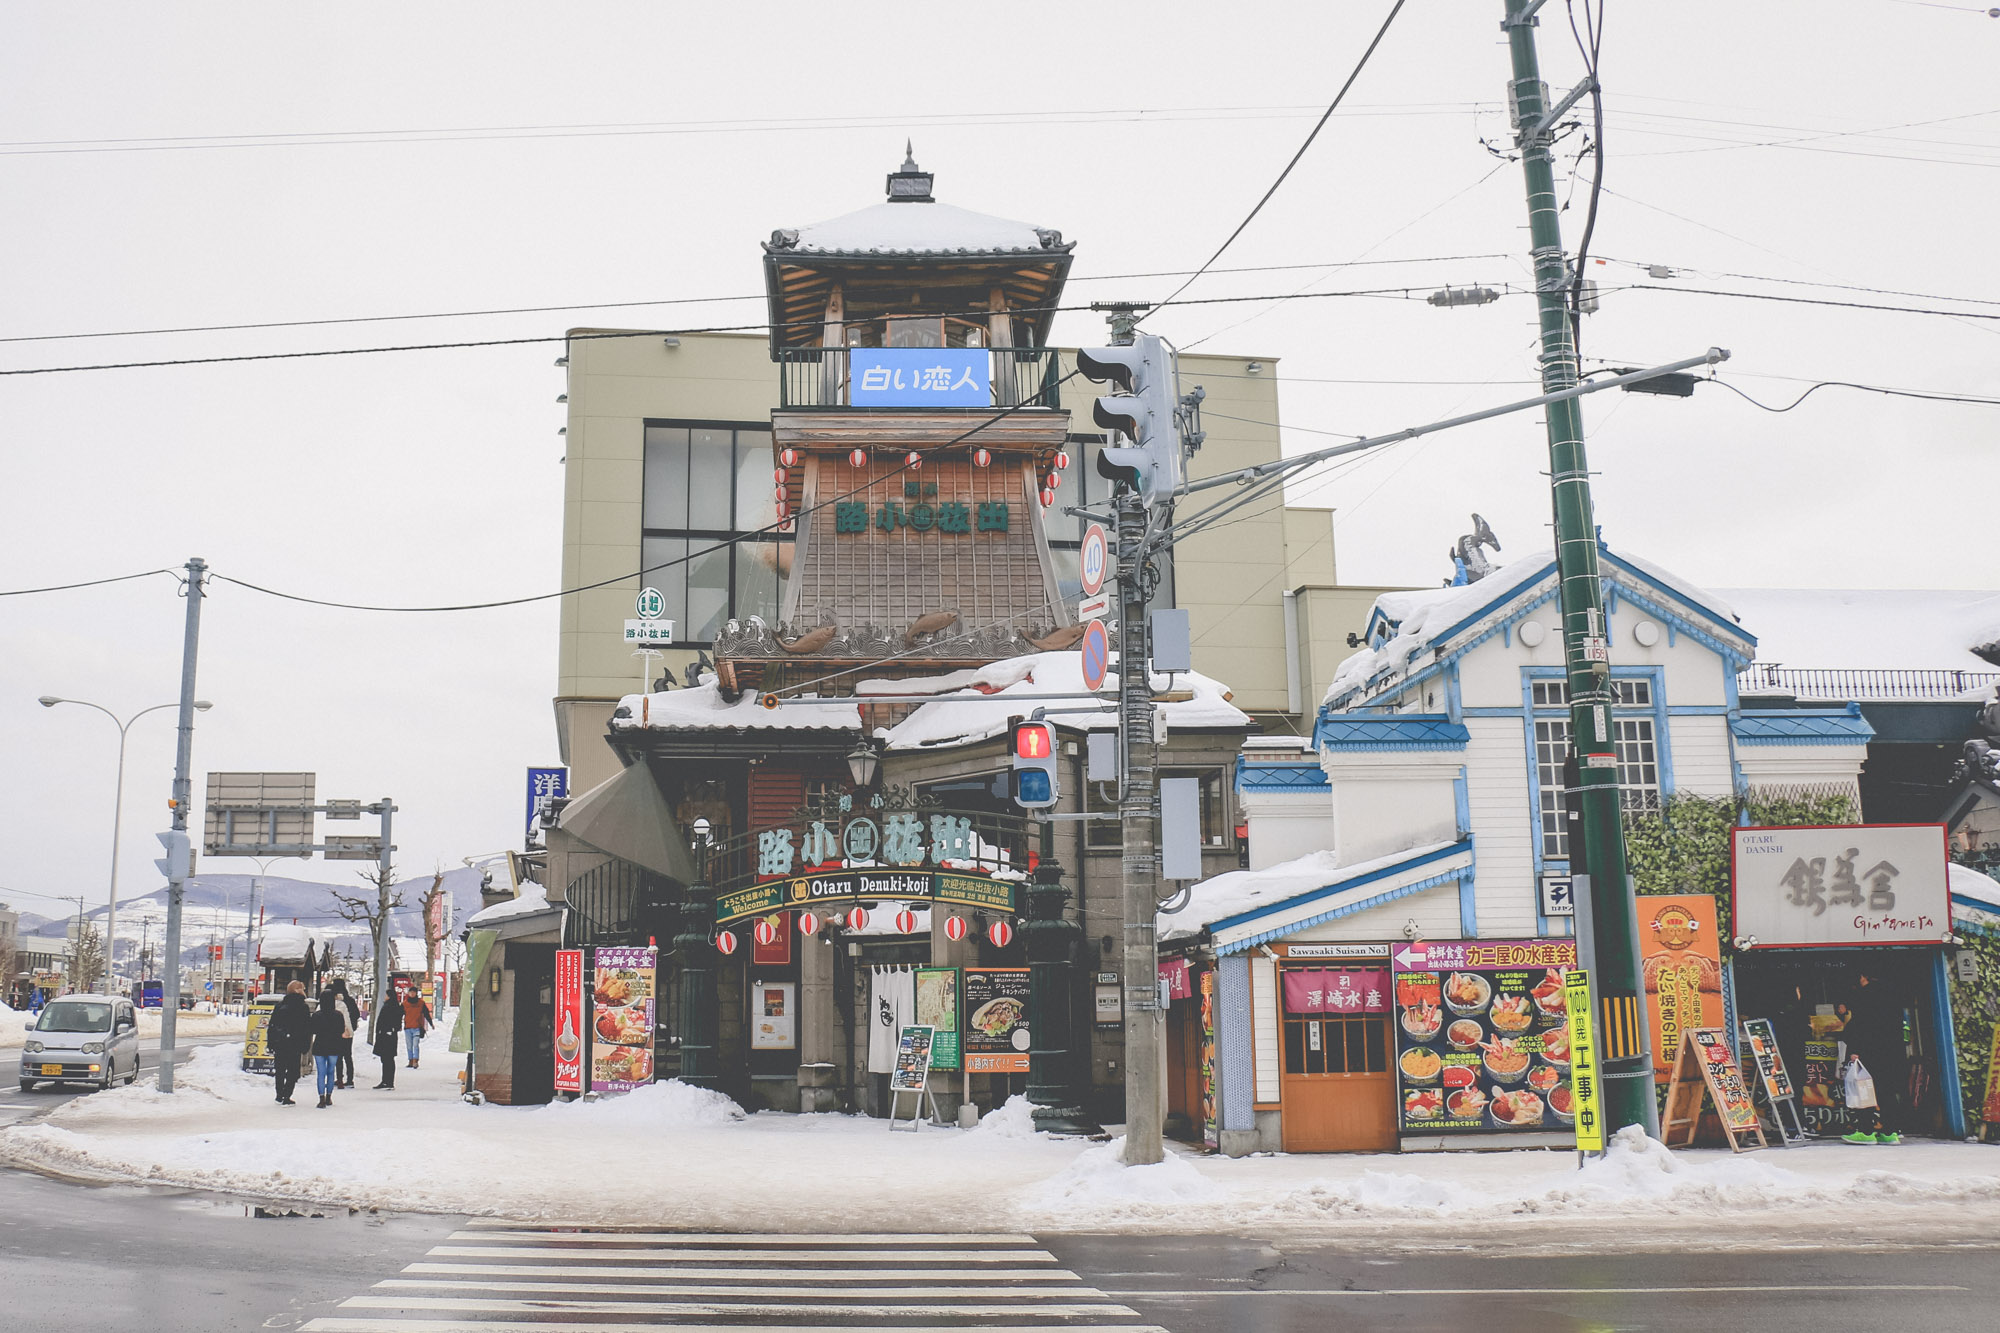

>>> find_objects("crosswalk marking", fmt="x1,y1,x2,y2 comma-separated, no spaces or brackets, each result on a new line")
298,1226,1162,1332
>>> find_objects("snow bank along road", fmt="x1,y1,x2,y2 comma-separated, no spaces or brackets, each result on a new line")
0,1032,241,1127
6,1029,2000,1246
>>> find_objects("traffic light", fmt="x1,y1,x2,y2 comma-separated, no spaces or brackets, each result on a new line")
154,830,191,882
1075,334,1183,506
1010,718,1060,810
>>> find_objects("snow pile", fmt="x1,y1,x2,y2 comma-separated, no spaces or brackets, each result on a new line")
258,922,316,963
135,1009,243,1040
613,682,860,733
0,1003,33,1049
467,880,550,927
885,650,1246,751
966,1094,1039,1140
1159,843,1457,943
1722,588,2000,673
1022,1137,1224,1223
787,199,1053,256
537,1079,746,1129
50,1043,266,1121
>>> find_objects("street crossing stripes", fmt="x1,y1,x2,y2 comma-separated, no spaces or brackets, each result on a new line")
299,1223,1165,1332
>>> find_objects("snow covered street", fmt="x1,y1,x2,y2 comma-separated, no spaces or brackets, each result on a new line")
5,1028,2000,1242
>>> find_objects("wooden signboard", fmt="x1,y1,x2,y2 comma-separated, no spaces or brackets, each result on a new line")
1740,1016,1808,1146
1662,1027,1768,1153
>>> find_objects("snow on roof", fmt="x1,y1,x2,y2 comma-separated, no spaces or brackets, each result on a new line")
1950,861,2000,912
1326,549,1747,706
1158,841,1457,945
880,650,1247,751
1717,589,2000,673
258,923,315,963
390,936,428,971
467,880,553,928
612,681,861,733
782,201,1057,257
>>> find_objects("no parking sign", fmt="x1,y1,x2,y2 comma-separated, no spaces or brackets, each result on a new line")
1080,619,1109,692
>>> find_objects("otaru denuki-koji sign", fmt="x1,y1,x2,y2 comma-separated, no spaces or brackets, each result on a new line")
1730,824,1951,949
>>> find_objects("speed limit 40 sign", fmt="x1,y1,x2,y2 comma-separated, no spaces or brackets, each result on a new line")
1079,523,1108,598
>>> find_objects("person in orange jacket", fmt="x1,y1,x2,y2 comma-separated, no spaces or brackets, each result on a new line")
400,989,434,1068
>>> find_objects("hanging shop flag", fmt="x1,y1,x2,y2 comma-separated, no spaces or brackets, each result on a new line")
1158,956,1193,1001
753,914,791,965
1983,1026,2000,1128
1200,968,1218,1150
1282,967,1389,1014
553,948,585,1094
1639,895,1724,1085
914,967,961,1071
1391,937,1577,1135
589,946,656,1092
962,968,1030,1073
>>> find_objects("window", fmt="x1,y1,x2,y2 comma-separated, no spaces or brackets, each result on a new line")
1283,1013,1389,1076
641,423,789,646
1532,675,1663,859
1086,767,1225,850
1045,435,1174,611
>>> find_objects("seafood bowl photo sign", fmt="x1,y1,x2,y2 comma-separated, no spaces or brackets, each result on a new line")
1392,938,1577,1135
590,946,658,1092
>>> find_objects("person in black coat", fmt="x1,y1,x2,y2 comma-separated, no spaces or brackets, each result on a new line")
266,981,312,1106
308,989,350,1108
326,978,361,1089
370,989,403,1089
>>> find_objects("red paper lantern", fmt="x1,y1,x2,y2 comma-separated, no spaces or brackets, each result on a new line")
944,915,968,942
714,930,738,956
849,449,868,468
1053,450,1070,471
988,920,1014,948
775,500,789,519
774,467,789,486
779,447,801,468
753,918,781,948
1045,469,1062,490
972,447,991,468
894,909,919,934
799,911,821,935
778,517,795,533
904,451,923,470
846,906,869,931
1040,487,1055,507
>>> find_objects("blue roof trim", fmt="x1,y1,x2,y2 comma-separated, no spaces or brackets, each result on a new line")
1217,860,1474,955
1314,713,1471,751
1208,840,1473,939
1236,756,1331,793
1731,703,1876,746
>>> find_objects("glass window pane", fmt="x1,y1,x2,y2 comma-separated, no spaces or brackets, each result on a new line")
1324,1020,1347,1072
690,429,735,531
1049,547,1081,605
734,540,786,626
1363,1018,1387,1072
1284,1021,1305,1073
736,431,776,531
642,427,689,531
687,541,731,642
639,536,687,631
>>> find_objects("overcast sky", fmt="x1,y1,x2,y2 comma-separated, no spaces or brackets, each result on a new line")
3,2,1995,918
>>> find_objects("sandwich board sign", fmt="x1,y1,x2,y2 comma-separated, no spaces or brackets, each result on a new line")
888,1025,939,1132
1740,1016,1808,1146
1662,1027,1768,1153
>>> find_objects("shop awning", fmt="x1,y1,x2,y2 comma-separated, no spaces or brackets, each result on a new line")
557,761,697,886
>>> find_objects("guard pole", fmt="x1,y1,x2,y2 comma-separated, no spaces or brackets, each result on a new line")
1503,0,1654,1137
157,557,207,1092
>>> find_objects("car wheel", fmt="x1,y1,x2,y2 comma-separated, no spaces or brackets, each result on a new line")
16,1079,33,1093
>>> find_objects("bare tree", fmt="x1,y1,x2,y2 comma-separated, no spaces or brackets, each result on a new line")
70,918,108,992
330,865,405,988
419,869,448,981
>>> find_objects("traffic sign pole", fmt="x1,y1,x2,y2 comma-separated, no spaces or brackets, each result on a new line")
158,557,207,1093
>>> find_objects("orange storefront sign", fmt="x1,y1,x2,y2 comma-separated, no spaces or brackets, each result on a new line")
1641,895,1724,1084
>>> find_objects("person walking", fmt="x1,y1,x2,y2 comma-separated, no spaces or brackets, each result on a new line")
400,987,434,1069
370,989,402,1089
308,988,349,1108
326,978,361,1089
266,981,312,1106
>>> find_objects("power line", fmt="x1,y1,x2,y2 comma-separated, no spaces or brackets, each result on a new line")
1596,253,2000,311
1706,376,2000,412
1146,0,1408,317
1626,283,2000,321
0,567,179,597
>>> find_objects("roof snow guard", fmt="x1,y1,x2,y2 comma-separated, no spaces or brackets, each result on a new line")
1314,713,1470,752
1730,702,1876,746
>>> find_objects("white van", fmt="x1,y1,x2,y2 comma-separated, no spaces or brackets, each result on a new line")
18,994,141,1091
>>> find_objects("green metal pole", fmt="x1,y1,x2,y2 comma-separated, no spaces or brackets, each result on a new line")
1026,821,1101,1135
675,847,718,1089
1502,0,1655,1137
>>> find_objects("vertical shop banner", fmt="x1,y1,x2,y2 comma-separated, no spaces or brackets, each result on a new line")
1392,938,1577,1134
1638,896,1724,1084
1984,1026,2000,1127
914,967,961,1070
1199,968,1218,1150
962,968,1030,1073
553,949,585,1093
1563,970,1604,1152
589,946,657,1091
752,913,792,966
752,980,796,1051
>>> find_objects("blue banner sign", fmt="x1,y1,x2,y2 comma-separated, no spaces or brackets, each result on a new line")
526,766,568,838
849,349,991,407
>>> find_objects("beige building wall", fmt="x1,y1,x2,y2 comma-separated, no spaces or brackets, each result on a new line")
555,334,1335,784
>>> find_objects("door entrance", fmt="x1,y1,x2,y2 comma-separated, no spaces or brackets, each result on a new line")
1280,1012,1397,1152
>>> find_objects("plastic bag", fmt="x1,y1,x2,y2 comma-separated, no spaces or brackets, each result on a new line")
1844,1056,1878,1110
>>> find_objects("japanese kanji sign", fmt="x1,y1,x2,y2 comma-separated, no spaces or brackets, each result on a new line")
1564,969,1604,1152
1731,824,1950,948
848,349,991,407
1282,967,1389,1014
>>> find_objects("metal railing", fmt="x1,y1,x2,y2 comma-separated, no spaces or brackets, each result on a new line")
1735,665,2000,701
777,346,1064,410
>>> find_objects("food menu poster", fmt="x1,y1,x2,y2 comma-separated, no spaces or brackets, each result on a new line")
1391,938,1578,1134
1800,1037,1850,1134
914,968,960,1071
554,949,585,1093
1740,1016,1794,1101
589,946,656,1092
1689,1027,1761,1130
891,1025,936,1093
962,968,1030,1074
752,980,796,1052
1640,895,1724,1086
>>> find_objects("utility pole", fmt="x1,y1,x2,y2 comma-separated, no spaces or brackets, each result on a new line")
1500,0,1655,1136
373,800,396,1005
1114,484,1164,1164
157,556,207,1092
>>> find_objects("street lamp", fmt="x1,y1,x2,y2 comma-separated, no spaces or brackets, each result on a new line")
845,740,881,789
39,695,212,990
